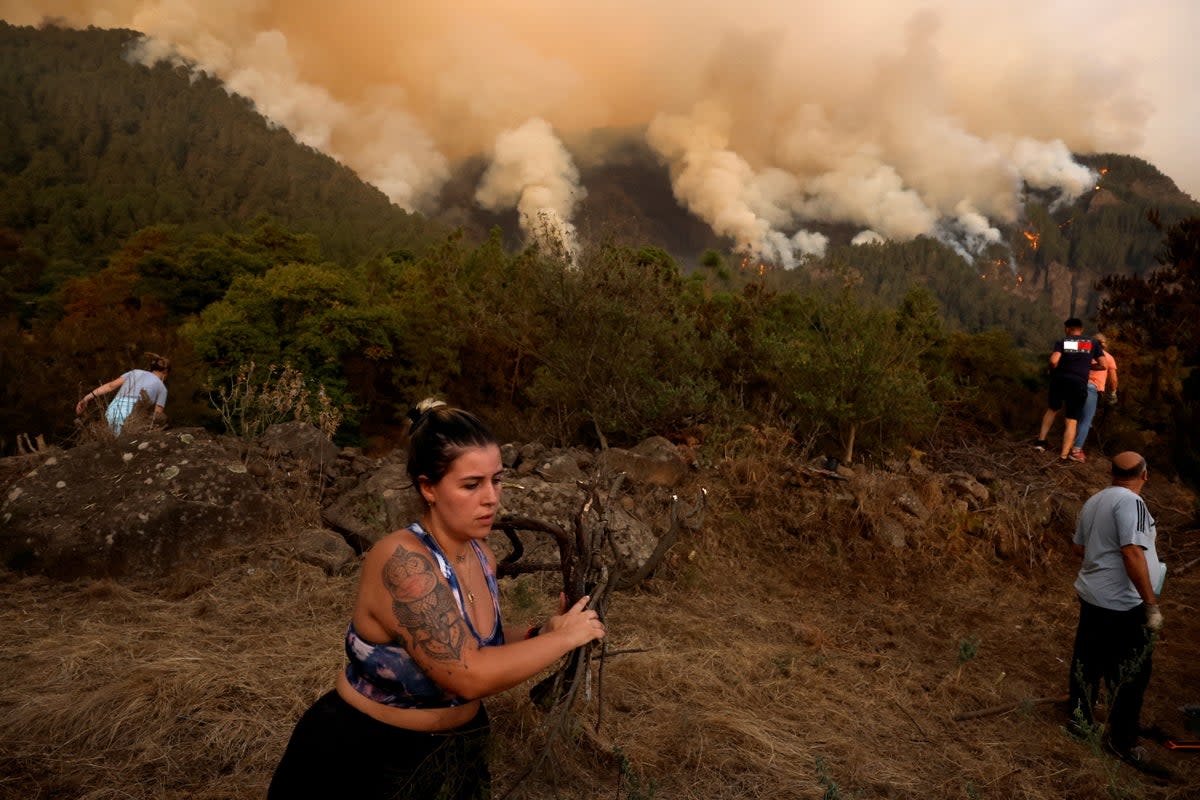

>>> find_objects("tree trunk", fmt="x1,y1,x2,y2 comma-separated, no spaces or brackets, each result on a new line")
841,423,857,465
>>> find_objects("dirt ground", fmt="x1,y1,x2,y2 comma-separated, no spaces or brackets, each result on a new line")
0,434,1197,799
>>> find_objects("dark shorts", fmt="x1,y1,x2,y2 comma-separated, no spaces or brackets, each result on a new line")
268,691,492,799
1048,375,1088,420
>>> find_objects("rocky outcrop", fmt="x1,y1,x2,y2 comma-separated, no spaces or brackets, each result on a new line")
7,423,1117,585
1,429,282,580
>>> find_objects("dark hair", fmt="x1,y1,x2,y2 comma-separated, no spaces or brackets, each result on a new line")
146,353,171,373
1064,317,1083,329
1112,457,1147,479
405,398,498,494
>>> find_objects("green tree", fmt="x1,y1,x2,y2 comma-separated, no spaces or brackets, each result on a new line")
789,291,939,464
514,242,715,444
1096,213,1200,476
182,260,408,427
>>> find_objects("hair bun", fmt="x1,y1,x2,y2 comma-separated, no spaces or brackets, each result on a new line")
406,397,446,428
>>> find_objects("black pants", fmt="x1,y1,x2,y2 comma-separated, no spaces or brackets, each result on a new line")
1067,598,1154,752
268,691,492,799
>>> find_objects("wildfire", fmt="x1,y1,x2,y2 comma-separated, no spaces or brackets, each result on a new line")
737,255,772,275
1094,166,1109,191
1022,230,1040,251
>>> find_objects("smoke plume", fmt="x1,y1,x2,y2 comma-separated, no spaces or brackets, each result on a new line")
475,118,584,260
3,0,1195,263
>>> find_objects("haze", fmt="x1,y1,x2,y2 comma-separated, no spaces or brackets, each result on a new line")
3,0,1195,264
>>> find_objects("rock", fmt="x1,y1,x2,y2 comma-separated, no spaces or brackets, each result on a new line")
291,527,356,575
597,437,689,488
605,505,659,575
893,491,929,521
321,462,420,549
871,515,909,548
535,452,584,483
498,475,583,533
0,429,283,580
257,422,340,471
946,472,990,508
500,442,520,468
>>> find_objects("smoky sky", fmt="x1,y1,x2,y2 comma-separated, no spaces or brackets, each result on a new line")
4,0,1196,264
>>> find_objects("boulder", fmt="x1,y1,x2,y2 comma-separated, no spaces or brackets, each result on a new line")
291,527,357,575
597,436,688,488
946,472,990,509
257,421,341,472
0,429,283,580
605,505,659,575
321,462,421,550
535,451,584,483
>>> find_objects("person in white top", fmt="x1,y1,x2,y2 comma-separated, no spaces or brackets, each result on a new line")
1067,451,1167,774
75,354,170,434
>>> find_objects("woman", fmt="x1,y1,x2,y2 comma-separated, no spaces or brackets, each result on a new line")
75,354,170,435
269,399,605,799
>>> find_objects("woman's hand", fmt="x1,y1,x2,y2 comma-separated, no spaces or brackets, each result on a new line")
540,595,605,649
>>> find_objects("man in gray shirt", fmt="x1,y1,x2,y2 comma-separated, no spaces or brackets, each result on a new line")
1067,451,1166,775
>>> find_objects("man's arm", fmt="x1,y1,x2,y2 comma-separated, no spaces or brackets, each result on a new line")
1120,544,1157,606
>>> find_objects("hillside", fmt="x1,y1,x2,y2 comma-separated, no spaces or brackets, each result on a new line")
0,22,431,272
3,22,1197,347
0,426,1197,798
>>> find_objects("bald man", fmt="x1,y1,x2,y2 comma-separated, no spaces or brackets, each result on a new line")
1067,452,1167,775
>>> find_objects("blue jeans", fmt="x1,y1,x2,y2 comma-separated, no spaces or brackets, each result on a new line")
1073,384,1099,450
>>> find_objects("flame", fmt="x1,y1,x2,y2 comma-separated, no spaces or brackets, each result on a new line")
1022,230,1040,251
737,255,773,275
1094,166,1108,191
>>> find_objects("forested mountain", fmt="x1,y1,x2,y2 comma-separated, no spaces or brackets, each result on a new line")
0,23,431,276
2,22,1198,480
3,22,1196,344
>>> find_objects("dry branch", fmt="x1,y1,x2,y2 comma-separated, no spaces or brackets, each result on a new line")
952,695,1067,722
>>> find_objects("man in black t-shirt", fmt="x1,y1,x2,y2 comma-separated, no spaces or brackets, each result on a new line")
1036,318,1105,460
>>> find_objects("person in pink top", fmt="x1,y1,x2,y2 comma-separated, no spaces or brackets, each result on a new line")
1070,333,1118,462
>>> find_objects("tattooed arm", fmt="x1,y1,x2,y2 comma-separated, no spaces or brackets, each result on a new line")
382,546,469,664
364,535,605,701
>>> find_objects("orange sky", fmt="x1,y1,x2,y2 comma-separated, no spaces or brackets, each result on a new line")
2,0,1195,263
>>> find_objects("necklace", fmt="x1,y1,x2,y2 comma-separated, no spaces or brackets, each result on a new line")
451,542,473,603
461,551,476,604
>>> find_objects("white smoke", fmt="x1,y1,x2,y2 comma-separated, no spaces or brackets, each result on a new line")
1007,137,1098,207
4,0,1194,259
475,118,585,259
851,230,886,247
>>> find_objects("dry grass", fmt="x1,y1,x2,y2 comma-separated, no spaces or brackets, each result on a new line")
1,432,1197,799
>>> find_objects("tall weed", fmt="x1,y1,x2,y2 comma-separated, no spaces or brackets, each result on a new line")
210,361,342,440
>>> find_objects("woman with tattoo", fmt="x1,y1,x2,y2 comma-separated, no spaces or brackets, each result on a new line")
269,399,606,798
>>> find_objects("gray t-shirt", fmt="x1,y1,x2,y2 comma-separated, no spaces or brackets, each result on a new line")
1073,486,1161,611
115,369,168,408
